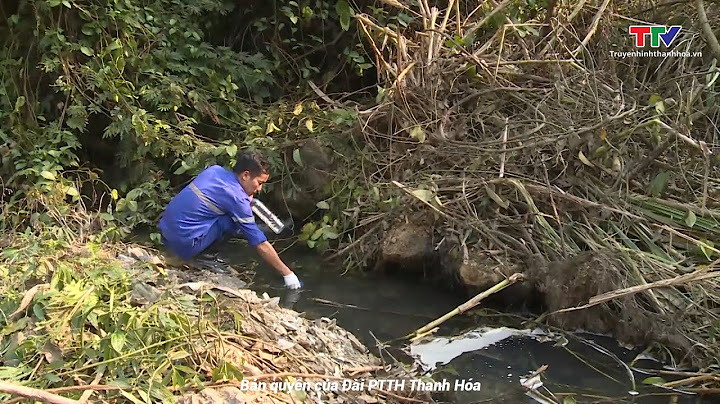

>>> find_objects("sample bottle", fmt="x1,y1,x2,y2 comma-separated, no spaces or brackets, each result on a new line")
251,199,285,234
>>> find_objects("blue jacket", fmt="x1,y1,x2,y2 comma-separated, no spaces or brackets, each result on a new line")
158,165,267,259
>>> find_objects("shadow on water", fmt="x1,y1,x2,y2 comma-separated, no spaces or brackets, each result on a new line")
190,239,713,404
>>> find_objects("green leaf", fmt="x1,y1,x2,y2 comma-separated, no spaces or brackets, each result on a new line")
118,390,145,404
649,172,670,197
291,389,307,401
462,30,475,47
14,96,25,112
299,223,316,242
411,189,434,203
168,350,191,361
409,126,425,143
310,227,324,241
33,303,46,320
648,94,663,106
441,364,459,376
563,396,577,404
685,210,697,228
316,201,330,209
323,228,339,239
110,331,126,353
642,376,666,385
293,148,304,167
80,46,93,56
336,0,353,31
107,38,122,52
226,144,237,157
172,369,186,388
127,200,138,212
655,101,665,114
40,170,56,180
700,239,715,261
65,186,79,197
67,115,87,131
648,94,665,114
44,373,62,383
62,0,71,7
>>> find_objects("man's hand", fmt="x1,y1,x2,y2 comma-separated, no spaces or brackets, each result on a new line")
283,272,303,289
255,241,301,288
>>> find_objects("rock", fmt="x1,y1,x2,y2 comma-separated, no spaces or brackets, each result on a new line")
377,222,434,274
445,248,537,309
178,387,245,404
130,281,162,306
457,253,506,291
205,272,247,291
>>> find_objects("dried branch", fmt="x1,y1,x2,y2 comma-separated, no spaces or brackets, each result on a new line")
696,0,720,61
0,381,80,404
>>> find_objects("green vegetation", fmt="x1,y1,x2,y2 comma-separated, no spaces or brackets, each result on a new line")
0,230,244,402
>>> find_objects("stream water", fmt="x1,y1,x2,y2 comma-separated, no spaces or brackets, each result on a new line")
189,239,712,404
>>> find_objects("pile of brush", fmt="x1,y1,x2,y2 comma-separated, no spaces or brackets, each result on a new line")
341,0,720,384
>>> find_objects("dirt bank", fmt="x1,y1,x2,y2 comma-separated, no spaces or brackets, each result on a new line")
373,224,702,365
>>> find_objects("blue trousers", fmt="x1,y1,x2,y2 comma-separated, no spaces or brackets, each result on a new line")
163,215,235,260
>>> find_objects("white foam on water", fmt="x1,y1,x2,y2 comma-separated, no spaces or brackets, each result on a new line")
409,327,527,371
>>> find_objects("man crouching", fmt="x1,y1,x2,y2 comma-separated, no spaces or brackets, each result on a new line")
158,150,302,289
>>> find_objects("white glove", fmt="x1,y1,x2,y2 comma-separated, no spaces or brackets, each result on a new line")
283,272,302,289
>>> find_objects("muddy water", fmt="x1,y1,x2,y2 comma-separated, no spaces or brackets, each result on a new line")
201,241,711,404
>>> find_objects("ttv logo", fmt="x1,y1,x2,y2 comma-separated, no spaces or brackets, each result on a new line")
629,26,682,47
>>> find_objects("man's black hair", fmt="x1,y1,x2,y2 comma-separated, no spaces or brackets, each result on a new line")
233,150,270,177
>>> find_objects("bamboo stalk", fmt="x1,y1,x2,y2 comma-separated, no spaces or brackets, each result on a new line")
408,273,523,339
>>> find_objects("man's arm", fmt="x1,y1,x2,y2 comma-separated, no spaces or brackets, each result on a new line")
256,241,302,289
255,241,292,276
216,191,302,289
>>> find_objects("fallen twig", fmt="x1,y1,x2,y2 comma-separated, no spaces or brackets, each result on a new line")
4,385,123,404
573,0,611,55
0,381,81,404
544,268,720,317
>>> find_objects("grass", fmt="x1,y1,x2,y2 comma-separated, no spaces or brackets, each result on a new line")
0,229,246,403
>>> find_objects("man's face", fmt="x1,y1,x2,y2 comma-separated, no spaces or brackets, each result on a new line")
238,171,269,197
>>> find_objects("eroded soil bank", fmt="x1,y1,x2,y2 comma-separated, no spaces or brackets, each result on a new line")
371,221,705,367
